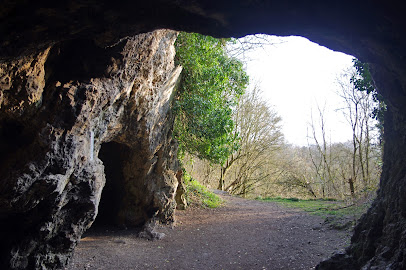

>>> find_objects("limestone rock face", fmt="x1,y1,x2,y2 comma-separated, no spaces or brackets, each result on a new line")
0,29,180,269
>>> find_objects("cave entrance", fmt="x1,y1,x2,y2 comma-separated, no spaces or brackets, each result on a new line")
183,34,382,201
93,141,129,227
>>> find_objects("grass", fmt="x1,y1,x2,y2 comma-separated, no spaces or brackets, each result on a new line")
257,196,371,230
184,173,223,208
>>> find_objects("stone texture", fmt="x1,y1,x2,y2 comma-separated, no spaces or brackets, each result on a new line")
1,1,406,269
175,169,187,210
0,30,180,269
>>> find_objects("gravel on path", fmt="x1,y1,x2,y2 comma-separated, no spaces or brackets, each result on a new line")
67,193,350,270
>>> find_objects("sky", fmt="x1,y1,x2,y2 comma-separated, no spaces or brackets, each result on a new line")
233,35,355,146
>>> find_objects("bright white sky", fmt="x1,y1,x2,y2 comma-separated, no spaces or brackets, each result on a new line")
235,35,355,146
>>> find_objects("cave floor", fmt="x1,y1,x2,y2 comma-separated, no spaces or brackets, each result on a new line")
66,193,349,270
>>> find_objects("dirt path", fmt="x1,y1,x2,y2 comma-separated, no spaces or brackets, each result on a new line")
67,193,350,270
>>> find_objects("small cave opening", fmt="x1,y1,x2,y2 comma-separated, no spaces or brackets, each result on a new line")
92,141,129,228
0,119,37,176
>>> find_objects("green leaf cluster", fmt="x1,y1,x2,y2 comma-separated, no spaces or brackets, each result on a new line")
174,32,249,165
351,59,376,94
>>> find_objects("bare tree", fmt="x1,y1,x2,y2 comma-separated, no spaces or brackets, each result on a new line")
219,86,284,196
335,67,381,198
226,34,285,61
273,145,318,198
307,104,339,198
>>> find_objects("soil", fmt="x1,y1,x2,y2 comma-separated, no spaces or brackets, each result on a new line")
66,192,350,270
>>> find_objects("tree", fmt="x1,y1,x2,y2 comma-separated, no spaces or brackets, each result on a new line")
219,86,284,195
174,32,249,165
351,59,386,145
307,104,337,198
273,145,318,198
226,34,284,60
335,59,383,198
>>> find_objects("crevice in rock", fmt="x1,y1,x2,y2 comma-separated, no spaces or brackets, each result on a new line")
93,141,129,227
0,119,35,166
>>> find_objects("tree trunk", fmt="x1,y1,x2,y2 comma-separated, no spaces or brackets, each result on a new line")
218,166,225,190
348,178,355,198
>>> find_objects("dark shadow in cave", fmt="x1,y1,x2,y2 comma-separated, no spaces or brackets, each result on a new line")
0,119,36,175
92,141,129,228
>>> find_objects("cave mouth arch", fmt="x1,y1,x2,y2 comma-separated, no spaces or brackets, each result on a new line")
1,2,405,269
93,141,129,227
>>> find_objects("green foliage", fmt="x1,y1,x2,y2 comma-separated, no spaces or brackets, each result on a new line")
351,59,376,94
184,173,223,208
174,32,249,165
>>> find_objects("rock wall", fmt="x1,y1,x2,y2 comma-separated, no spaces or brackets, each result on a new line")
0,30,181,269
